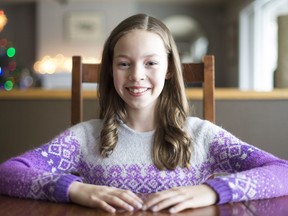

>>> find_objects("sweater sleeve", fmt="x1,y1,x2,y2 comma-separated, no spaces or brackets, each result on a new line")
0,127,84,203
204,127,288,204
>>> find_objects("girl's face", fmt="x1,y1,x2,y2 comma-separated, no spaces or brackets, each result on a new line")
113,30,169,113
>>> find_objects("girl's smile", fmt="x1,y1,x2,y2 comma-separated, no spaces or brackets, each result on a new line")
126,86,151,96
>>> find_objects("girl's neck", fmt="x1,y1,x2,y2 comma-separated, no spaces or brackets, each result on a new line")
125,109,156,132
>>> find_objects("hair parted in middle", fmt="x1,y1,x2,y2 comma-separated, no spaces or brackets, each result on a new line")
98,13,192,170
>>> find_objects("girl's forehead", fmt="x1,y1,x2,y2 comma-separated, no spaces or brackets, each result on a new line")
120,29,161,41
113,31,167,58
114,30,166,52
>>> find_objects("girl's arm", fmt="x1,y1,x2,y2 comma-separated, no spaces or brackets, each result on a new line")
205,129,288,204
0,123,144,213
0,129,83,202
143,121,288,213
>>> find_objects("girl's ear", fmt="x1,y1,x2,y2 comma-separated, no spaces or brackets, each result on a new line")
165,62,173,79
165,71,172,79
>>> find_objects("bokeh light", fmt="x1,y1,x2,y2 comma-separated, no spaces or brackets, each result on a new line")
0,10,8,32
0,67,2,76
33,54,100,74
0,38,7,47
7,47,16,58
8,61,16,71
4,80,13,91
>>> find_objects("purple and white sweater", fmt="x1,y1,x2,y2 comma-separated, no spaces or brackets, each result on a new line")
1,117,288,204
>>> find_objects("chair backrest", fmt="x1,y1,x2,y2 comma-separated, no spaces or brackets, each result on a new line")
71,55,215,125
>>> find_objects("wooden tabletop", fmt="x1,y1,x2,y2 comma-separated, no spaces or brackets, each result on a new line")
1,195,288,216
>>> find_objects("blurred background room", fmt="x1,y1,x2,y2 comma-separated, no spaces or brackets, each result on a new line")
0,0,288,162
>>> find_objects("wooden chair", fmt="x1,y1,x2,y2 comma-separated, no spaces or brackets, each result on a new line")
71,55,215,125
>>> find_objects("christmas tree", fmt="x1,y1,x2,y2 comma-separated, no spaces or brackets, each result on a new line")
0,9,24,91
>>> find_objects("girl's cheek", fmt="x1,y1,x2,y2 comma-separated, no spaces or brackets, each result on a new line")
113,79,123,91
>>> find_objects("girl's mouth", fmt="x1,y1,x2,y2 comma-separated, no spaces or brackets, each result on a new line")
127,87,149,94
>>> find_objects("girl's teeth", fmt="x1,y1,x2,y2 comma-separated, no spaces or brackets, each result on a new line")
129,88,147,93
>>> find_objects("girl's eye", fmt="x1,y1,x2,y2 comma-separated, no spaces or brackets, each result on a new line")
146,61,158,66
118,62,130,68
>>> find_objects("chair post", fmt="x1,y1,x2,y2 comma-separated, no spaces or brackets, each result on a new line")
71,56,83,125
203,55,215,123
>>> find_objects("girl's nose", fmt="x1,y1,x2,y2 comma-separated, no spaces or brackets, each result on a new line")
128,64,146,81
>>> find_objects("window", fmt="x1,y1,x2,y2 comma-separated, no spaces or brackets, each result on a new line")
239,0,288,91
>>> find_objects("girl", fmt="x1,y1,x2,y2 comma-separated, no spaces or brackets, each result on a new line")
1,13,288,214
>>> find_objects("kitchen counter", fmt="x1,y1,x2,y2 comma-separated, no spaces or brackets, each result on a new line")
1,88,288,100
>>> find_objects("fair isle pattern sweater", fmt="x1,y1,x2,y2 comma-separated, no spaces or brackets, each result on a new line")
1,117,288,204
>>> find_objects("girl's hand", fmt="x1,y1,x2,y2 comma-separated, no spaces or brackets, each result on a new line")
142,184,218,213
68,181,143,213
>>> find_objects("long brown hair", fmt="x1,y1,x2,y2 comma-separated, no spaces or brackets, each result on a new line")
98,14,191,170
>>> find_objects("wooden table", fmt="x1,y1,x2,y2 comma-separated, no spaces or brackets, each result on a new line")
1,195,288,216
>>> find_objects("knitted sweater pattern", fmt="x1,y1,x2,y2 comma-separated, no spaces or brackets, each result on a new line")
1,117,288,204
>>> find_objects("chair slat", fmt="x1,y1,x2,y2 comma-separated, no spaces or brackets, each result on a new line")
182,63,204,82
82,64,100,82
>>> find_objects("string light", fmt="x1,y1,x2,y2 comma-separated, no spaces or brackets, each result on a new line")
34,54,100,74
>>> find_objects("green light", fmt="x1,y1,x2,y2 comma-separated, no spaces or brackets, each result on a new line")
7,47,16,58
4,80,13,91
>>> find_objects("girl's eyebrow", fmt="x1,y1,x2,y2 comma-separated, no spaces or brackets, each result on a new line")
114,54,129,59
114,53,161,59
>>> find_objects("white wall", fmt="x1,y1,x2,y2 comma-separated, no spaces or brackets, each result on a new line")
36,0,138,61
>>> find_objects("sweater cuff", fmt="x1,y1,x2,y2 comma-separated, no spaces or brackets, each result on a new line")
54,174,83,203
205,178,232,204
